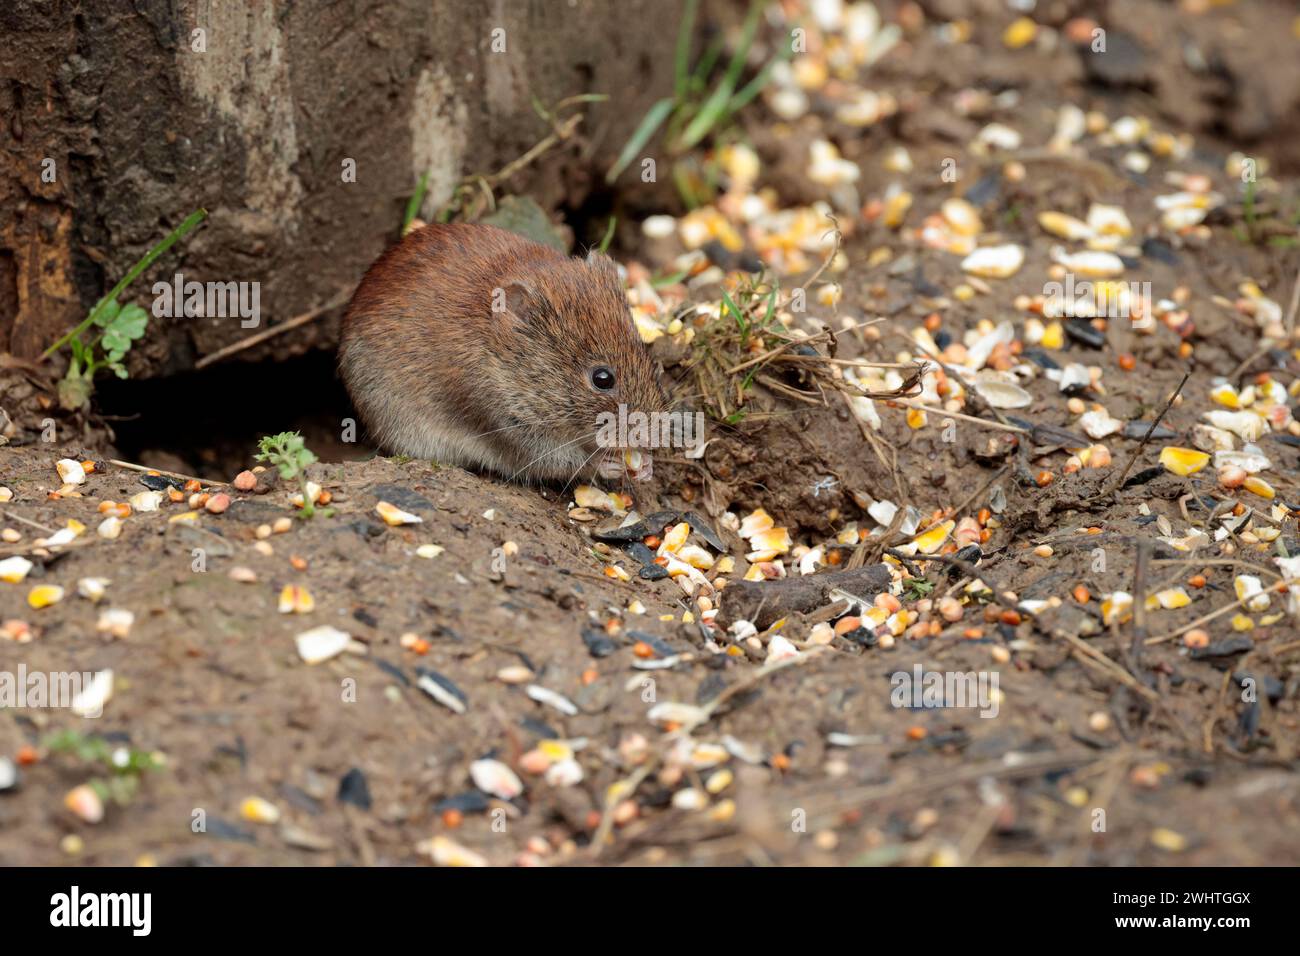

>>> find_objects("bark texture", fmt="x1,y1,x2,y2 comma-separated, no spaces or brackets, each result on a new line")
0,0,680,376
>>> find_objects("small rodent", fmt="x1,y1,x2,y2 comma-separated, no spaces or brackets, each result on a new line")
339,223,667,484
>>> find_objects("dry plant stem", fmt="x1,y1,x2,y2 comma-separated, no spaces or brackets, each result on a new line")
1055,629,1159,702
0,509,56,534
193,291,352,370
721,317,886,375
109,459,228,487
484,113,582,189
1128,541,1150,668
1203,671,1233,754
948,464,1011,526
890,398,1029,435
1152,557,1283,580
1146,575,1300,644
1101,369,1190,496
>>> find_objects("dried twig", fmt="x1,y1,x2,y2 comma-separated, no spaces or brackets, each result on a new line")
109,459,228,487
1100,369,1190,497
193,291,351,370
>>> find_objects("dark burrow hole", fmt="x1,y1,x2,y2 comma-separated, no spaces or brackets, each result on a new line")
95,350,374,480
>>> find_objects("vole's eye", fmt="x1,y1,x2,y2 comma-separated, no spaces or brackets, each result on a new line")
590,366,616,392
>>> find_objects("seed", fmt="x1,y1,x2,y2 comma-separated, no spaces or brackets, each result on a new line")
27,585,64,609
1243,476,1275,499
233,470,257,492
278,584,314,614
1073,585,1090,603
962,627,983,639
64,784,104,823
273,517,293,534
1217,465,1247,489
1159,446,1210,477
290,555,308,571
1188,574,1206,589
205,492,231,514
56,459,86,485
1088,711,1111,733
256,524,272,539
240,796,281,825
1183,628,1209,648
1034,544,1053,558
1035,470,1054,487
999,609,1021,626
376,501,422,526
1117,353,1136,371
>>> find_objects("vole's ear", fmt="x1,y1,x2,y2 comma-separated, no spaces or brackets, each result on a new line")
492,280,539,329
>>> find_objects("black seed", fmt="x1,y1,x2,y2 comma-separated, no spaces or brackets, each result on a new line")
581,627,618,658
337,768,372,810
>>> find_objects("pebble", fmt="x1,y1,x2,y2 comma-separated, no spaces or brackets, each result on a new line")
0,757,17,791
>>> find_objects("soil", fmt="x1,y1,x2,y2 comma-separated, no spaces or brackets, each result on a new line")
2,0,1300,866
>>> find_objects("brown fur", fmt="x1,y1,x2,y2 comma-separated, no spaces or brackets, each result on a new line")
338,223,666,483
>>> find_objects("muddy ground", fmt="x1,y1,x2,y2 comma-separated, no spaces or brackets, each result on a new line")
2,0,1300,866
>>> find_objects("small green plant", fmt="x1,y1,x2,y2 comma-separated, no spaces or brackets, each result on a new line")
902,577,936,601
605,0,793,193
255,431,332,518
44,729,164,807
44,208,207,411
402,171,430,236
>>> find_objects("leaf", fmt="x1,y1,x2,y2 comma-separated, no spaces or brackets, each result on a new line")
57,367,94,411
110,303,149,340
481,195,568,251
92,298,121,328
101,329,129,355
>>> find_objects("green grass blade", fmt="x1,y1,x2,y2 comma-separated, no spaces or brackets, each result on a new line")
598,215,617,253
678,81,734,149
675,0,700,102
43,208,207,360
730,34,795,113
403,171,430,233
606,97,675,184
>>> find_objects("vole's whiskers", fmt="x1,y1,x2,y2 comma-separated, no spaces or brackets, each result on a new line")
559,439,604,497
506,432,591,484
